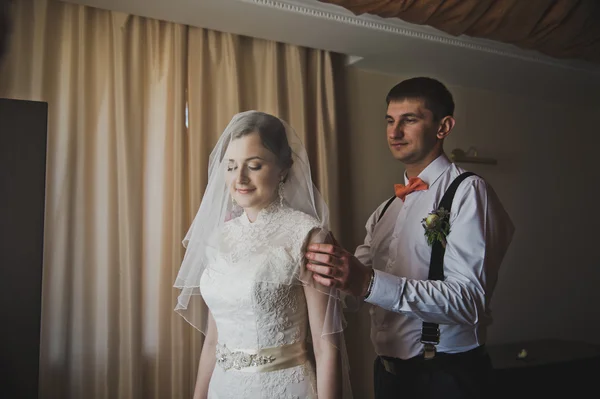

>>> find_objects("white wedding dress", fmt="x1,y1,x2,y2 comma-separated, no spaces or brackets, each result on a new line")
200,203,323,399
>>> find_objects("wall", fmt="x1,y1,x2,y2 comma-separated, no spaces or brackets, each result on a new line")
341,65,600,398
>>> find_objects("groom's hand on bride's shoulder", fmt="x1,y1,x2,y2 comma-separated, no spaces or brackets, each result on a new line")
305,234,371,297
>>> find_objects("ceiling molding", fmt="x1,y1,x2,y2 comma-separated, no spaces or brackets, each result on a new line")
243,0,600,74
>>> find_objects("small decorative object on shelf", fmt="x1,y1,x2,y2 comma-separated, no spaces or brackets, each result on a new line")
516,348,528,360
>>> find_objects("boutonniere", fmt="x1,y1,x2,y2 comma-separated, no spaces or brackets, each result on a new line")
421,207,450,248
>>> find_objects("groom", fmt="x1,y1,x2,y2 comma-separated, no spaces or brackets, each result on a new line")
306,77,514,398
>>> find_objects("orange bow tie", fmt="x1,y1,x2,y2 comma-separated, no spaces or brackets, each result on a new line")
394,177,429,201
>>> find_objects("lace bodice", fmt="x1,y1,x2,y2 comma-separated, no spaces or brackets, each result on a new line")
200,204,321,398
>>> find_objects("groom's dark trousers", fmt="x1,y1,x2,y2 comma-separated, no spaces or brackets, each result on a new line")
374,345,494,399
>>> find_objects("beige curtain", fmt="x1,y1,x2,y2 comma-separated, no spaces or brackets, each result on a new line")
0,0,341,398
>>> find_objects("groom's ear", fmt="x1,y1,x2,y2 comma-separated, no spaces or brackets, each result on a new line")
436,116,455,140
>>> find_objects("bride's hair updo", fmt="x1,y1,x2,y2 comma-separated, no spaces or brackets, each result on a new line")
231,112,294,174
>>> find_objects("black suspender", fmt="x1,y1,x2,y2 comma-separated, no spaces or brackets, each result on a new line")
375,172,477,359
377,195,396,223
427,171,477,281
420,172,476,359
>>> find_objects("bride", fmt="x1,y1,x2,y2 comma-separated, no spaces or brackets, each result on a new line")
174,111,352,399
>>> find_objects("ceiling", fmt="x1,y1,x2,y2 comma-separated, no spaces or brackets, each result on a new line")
61,0,600,104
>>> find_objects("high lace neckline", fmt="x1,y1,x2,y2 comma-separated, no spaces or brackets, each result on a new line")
240,200,281,226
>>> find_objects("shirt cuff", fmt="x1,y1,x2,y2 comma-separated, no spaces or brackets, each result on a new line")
364,269,403,311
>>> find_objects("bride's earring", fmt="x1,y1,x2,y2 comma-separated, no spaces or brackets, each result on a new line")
278,180,284,207
231,194,237,208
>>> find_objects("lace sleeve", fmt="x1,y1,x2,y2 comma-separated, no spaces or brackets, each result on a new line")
287,210,327,286
291,212,354,399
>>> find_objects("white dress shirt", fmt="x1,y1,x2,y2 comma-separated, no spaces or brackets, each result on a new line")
356,154,514,359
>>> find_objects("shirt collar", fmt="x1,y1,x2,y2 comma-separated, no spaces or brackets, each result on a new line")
403,153,452,187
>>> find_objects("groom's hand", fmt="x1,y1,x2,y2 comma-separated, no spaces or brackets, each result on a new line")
305,234,371,297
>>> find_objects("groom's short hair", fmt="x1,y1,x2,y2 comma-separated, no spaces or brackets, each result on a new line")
386,77,454,121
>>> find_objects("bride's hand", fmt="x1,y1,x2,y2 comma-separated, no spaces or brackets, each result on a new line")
305,234,371,297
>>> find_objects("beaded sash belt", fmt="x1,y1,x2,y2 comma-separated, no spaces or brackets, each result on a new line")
216,341,308,373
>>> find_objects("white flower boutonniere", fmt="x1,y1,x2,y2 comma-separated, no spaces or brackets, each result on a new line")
421,207,450,248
